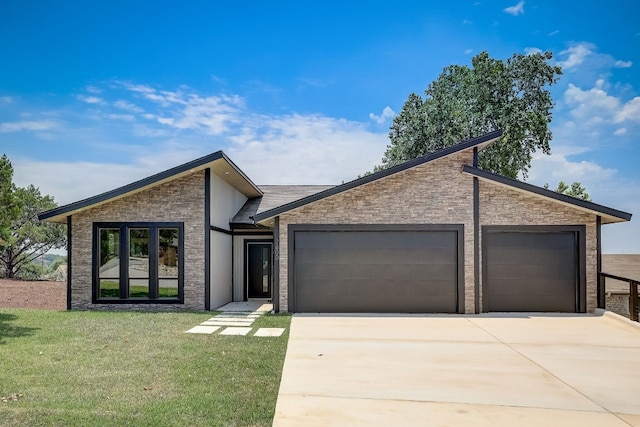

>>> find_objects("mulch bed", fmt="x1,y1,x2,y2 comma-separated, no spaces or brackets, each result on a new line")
0,279,66,310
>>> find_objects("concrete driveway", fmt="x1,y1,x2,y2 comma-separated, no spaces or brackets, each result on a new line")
273,312,640,426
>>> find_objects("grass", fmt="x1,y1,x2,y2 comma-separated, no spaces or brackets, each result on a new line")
0,309,291,426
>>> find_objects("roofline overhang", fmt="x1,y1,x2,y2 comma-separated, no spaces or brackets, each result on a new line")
39,151,262,223
252,130,503,223
462,165,632,223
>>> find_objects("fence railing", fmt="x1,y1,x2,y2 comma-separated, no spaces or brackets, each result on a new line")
598,272,640,322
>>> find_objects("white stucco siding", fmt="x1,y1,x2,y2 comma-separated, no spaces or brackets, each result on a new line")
210,172,248,230
210,230,233,309
208,170,248,309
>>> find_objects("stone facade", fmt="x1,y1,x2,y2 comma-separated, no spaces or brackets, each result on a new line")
278,152,475,313
479,182,598,312
606,293,630,318
70,172,206,310
276,151,601,314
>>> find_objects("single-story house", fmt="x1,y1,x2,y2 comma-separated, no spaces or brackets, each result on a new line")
39,130,632,313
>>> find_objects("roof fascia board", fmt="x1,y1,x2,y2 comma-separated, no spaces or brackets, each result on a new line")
39,151,262,222
253,130,503,222
462,165,632,222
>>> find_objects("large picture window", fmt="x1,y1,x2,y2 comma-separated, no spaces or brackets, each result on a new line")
93,222,184,303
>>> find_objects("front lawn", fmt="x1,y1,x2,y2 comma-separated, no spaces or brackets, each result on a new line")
0,309,291,426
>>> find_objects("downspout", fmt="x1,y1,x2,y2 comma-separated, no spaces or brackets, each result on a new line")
473,148,480,314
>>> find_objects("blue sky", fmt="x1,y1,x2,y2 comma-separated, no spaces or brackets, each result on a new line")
1,1,639,252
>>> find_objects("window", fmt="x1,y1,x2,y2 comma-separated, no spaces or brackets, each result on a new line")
94,223,184,303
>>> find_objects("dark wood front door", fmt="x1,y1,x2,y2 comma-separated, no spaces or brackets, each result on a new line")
247,243,272,299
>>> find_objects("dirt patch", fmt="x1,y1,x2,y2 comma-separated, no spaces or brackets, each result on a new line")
0,279,66,310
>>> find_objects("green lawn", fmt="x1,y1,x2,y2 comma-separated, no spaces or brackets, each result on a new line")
0,309,291,426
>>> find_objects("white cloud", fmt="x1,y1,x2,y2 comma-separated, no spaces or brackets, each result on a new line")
503,1,524,16
0,96,14,103
562,80,640,125
464,49,473,55
463,19,472,25
615,97,640,123
557,42,633,74
524,47,542,56
557,44,592,70
527,146,615,186
369,106,395,124
564,80,620,122
613,60,632,68
116,82,245,134
227,114,388,184
0,120,57,132
153,94,244,134
614,128,627,136
77,95,104,104
548,30,559,36
114,100,144,113
86,86,102,94
106,114,135,122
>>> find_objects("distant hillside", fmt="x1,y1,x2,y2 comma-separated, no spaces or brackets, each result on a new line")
602,254,640,292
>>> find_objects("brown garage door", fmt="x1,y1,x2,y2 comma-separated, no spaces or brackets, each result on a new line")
483,227,584,312
290,225,463,313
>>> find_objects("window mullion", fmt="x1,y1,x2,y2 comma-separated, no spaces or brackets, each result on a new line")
149,227,159,299
120,226,128,299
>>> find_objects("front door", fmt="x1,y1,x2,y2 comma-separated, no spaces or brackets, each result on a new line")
247,242,272,299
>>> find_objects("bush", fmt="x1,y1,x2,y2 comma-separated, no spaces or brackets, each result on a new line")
16,262,44,280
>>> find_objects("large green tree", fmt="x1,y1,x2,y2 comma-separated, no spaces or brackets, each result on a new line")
379,51,563,178
0,155,66,279
545,181,591,201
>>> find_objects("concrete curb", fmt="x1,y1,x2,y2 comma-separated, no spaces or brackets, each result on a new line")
594,308,640,332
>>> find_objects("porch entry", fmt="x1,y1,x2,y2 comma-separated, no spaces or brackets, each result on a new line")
245,241,272,299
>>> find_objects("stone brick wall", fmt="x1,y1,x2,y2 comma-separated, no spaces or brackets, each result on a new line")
278,152,475,313
606,293,630,318
70,172,206,310
479,182,598,312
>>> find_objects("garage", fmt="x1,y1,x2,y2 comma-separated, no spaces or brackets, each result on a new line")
482,226,586,312
289,225,463,313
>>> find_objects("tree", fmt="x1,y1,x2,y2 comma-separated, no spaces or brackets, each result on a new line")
0,155,20,250
0,156,66,279
379,51,563,178
544,181,591,201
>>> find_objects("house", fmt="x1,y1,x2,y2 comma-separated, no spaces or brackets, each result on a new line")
38,130,632,313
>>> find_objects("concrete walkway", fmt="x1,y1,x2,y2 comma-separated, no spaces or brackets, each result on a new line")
185,302,285,336
273,312,640,426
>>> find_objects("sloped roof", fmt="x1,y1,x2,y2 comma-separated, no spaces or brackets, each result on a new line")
232,185,335,226
461,165,632,223
39,151,262,223
252,130,503,223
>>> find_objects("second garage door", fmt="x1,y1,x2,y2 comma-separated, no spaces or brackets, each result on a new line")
483,226,585,312
290,225,463,313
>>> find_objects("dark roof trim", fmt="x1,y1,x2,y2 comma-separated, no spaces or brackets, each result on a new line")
252,130,503,222
462,165,632,222
39,150,262,221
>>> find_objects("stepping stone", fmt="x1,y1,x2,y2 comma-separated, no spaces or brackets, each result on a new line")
215,313,259,318
219,327,252,336
208,317,255,323
254,328,285,337
186,325,220,334
201,321,254,327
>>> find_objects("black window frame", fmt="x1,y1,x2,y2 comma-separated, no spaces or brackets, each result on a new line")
93,222,185,304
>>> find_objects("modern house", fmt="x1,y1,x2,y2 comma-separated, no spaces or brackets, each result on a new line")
39,130,632,313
